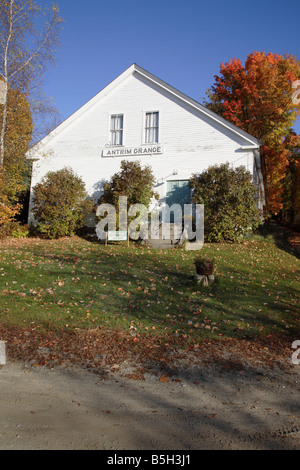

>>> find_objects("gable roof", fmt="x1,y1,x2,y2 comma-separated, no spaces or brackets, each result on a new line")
27,63,262,158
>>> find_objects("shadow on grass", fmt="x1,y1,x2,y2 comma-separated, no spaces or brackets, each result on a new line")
256,221,300,259
7,235,299,341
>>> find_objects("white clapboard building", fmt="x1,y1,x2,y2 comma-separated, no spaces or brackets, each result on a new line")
27,64,265,231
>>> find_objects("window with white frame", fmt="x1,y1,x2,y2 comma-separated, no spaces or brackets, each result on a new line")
110,114,123,146
145,111,159,143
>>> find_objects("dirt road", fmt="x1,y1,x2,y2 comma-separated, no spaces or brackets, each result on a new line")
0,358,299,450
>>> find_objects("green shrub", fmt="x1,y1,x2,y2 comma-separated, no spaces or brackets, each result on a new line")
100,160,158,207
32,167,91,239
98,160,158,233
190,163,261,243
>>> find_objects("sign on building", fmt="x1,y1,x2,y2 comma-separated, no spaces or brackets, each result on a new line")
102,145,164,158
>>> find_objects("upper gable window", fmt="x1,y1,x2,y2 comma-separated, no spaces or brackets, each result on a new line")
145,112,159,144
111,114,123,146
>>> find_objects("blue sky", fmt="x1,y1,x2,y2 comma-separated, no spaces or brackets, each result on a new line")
43,0,300,134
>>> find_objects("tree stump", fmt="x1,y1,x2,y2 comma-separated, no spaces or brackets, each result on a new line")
195,274,215,285
194,258,214,285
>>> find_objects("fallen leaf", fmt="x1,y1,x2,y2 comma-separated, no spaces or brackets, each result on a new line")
206,414,217,420
159,374,169,382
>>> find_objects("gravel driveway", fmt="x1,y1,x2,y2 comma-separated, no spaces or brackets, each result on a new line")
0,358,299,450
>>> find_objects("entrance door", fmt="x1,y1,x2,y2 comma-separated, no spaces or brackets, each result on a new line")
166,180,191,222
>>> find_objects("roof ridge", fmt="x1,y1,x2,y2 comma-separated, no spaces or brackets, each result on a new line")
27,63,261,156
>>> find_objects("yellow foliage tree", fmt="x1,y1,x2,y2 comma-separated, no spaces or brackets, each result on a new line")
0,84,32,229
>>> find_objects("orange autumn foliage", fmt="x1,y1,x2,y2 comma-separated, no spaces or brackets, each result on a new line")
205,51,300,215
0,169,21,225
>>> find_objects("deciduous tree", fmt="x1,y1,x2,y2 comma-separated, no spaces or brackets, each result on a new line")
204,51,300,215
0,81,32,229
0,82,33,200
282,131,300,224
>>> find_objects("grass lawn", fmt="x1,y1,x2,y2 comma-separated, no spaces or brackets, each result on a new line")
0,231,299,349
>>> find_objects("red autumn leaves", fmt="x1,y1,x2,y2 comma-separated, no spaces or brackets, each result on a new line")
206,51,300,216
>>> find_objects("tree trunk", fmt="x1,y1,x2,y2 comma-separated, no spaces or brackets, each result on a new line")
0,0,13,168
0,80,8,167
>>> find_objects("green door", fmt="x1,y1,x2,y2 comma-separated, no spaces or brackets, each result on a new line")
166,180,191,222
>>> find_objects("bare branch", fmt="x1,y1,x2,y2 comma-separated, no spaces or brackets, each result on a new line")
9,13,60,80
